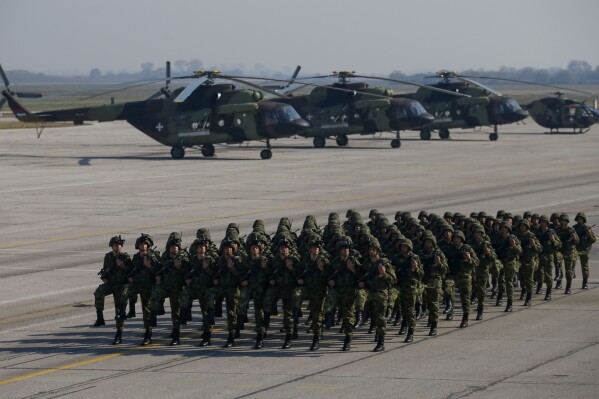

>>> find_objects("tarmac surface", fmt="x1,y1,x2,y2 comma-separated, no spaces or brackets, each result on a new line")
0,121,598,398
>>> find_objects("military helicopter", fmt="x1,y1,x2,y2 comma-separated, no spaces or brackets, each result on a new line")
394,70,529,141
0,63,310,159
267,71,472,149
447,74,599,133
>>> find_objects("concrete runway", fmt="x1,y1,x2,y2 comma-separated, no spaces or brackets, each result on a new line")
0,121,598,398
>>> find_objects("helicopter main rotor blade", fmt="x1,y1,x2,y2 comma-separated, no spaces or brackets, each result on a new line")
81,79,169,100
0,64,10,88
173,77,209,103
460,75,593,96
224,77,286,98
352,75,471,98
453,76,502,96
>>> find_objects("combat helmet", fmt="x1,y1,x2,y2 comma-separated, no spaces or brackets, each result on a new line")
109,235,125,247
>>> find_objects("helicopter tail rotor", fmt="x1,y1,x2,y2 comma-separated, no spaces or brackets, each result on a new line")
0,64,42,101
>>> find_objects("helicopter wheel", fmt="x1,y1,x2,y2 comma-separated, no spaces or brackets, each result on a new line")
171,146,185,159
335,135,348,147
260,149,272,160
489,133,498,141
313,136,326,148
391,139,401,149
201,144,215,157
439,129,450,140
420,130,431,140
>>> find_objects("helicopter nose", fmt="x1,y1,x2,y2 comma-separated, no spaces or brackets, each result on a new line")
514,109,529,121
419,112,435,124
290,118,311,133
275,117,310,137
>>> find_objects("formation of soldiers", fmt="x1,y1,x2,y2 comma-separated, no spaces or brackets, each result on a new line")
94,209,595,352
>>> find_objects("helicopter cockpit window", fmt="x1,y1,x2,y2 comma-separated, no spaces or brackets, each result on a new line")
501,99,521,113
264,111,278,126
409,102,428,117
275,106,302,123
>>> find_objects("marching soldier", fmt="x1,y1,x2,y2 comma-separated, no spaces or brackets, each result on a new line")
446,231,479,327
536,215,561,300
94,236,131,345
150,233,189,346
574,213,595,289
556,214,579,294
495,222,522,312
420,232,448,335
395,238,423,343
518,220,542,306
213,238,242,348
128,234,161,345
359,238,396,352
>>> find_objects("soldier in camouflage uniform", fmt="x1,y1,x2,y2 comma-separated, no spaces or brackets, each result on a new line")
495,222,522,312
94,236,131,344
395,239,423,343
212,238,242,348
536,215,561,300
150,233,189,346
184,238,217,347
556,214,580,294
263,238,301,349
128,234,161,345
299,238,331,350
574,212,595,289
550,213,565,288
420,232,448,335
238,237,270,349
518,220,542,306
471,226,496,320
446,231,479,327
329,236,361,351
359,238,396,352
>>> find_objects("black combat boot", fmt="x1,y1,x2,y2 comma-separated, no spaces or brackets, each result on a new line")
126,299,136,319
150,311,157,327
112,330,122,345
565,281,572,294
428,321,437,336
446,304,454,321
93,310,105,327
282,334,292,349
141,329,152,346
157,301,166,316
535,282,543,295
384,307,391,321
234,318,243,339
495,291,503,307
324,312,333,330
555,273,563,289
504,299,513,313
304,312,313,325
224,332,235,348
393,313,401,326
309,334,320,351
214,299,223,317
524,292,532,306
476,305,483,321
353,311,363,328
544,286,552,301
254,333,264,349
582,279,589,290
170,330,180,346
519,289,526,301
398,320,407,335
443,298,451,314
198,331,211,347
404,327,414,343
459,313,469,328
415,303,422,320
373,335,385,352
368,322,376,334
341,335,351,351
180,307,189,325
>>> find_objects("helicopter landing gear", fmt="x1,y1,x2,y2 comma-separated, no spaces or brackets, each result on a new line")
420,129,431,140
170,146,185,159
391,130,401,148
439,129,450,140
489,125,499,141
336,135,348,147
313,136,326,148
201,144,215,157
260,140,273,160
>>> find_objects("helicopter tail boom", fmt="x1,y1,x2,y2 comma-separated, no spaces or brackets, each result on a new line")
1,90,40,122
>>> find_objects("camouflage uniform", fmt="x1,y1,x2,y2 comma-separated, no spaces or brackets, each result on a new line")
150,234,190,345
471,237,496,320
574,213,595,289
128,234,161,345
212,242,242,347
238,247,270,346
536,216,561,300
518,220,542,306
360,239,396,352
94,236,131,338
446,231,479,326
495,223,522,312
330,240,361,350
556,214,580,294
183,239,217,346
395,239,423,342
419,235,448,335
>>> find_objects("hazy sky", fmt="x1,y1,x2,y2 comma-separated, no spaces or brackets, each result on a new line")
2,0,598,76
